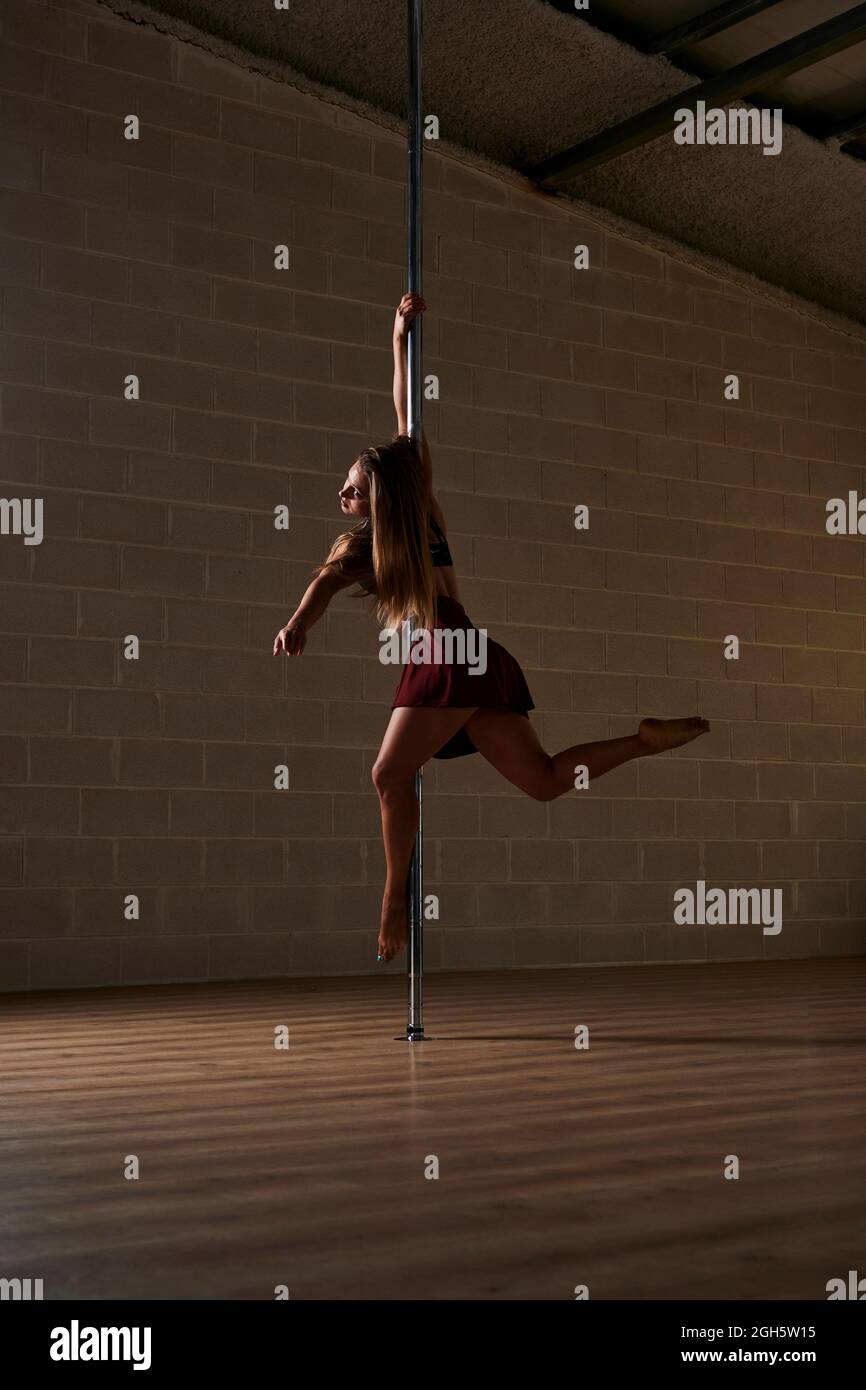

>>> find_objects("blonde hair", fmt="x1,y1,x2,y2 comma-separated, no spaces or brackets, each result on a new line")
315,435,437,631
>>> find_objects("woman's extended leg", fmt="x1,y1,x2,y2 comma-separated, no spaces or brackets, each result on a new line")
463,710,710,800
373,706,478,961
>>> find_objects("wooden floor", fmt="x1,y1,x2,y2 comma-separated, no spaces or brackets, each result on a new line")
2,957,865,1300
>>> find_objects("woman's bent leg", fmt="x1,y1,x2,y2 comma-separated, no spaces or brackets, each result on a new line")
464,710,710,800
373,706,478,961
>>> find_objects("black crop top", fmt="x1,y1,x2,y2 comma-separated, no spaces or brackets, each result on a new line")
429,513,454,567
351,514,453,576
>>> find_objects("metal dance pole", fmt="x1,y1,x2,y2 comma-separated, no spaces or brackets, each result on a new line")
404,0,425,1042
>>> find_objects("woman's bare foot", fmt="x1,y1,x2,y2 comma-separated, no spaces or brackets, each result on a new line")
638,715,710,754
377,898,408,963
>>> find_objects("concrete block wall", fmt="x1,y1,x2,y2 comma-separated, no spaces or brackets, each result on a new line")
2,0,866,989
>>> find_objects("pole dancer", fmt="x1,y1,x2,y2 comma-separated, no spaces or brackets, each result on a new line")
273,292,712,964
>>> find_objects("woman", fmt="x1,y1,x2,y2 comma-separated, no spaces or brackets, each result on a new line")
274,294,710,963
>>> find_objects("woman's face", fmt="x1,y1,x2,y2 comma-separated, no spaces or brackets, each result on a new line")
338,461,371,518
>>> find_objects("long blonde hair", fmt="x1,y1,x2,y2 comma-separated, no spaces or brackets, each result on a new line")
315,434,437,631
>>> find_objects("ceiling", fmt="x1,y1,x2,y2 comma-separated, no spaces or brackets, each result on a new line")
110,0,866,326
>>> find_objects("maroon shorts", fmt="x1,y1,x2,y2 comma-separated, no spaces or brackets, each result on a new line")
390,595,535,759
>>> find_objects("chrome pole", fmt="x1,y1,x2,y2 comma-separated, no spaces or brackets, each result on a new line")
405,0,425,1042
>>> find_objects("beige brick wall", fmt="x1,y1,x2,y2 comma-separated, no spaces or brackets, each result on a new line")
2,0,866,989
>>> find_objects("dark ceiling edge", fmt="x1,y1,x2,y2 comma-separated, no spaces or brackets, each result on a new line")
96,0,866,352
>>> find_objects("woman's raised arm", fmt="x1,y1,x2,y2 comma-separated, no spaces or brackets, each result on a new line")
392,292,426,436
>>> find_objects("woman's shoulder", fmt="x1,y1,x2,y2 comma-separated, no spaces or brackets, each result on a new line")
341,521,372,554
341,524,375,589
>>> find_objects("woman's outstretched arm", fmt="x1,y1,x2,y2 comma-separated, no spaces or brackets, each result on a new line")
273,569,353,656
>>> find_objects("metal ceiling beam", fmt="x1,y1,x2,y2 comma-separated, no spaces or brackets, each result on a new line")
544,0,787,57
646,0,788,56
825,107,866,144
530,2,866,185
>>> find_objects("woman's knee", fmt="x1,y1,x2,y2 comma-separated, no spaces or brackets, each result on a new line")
372,757,415,797
530,776,560,802
532,750,561,801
